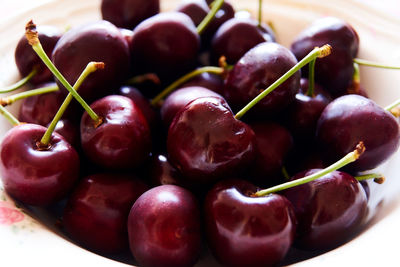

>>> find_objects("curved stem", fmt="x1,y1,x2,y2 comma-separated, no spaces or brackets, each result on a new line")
355,173,385,184
150,66,224,106
258,0,262,27
254,142,365,197
353,62,360,83
25,21,101,124
40,62,103,146
235,44,332,120
0,105,19,126
1,85,58,106
0,68,38,94
354,58,400,70
197,0,224,35
307,58,316,97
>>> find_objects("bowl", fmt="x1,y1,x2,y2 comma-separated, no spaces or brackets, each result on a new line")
0,0,400,266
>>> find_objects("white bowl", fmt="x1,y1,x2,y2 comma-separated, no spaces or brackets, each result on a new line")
0,0,400,266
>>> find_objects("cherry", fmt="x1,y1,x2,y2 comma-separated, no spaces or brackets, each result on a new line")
15,25,61,85
283,78,331,141
129,12,200,81
101,0,159,29
204,179,296,266
316,94,400,172
224,42,300,114
290,17,359,96
178,71,224,94
128,185,202,267
63,173,149,254
283,169,367,250
211,17,275,65
176,0,209,27
249,121,293,186
0,123,79,205
80,95,151,170
118,85,158,129
167,97,256,185
148,154,184,187
52,20,130,100
161,86,224,127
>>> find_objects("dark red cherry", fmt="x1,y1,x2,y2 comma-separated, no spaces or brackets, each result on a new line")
224,42,300,115
15,25,61,85
316,94,400,172
291,17,359,96
48,119,80,148
63,173,149,254
118,85,158,129
18,83,64,126
167,97,256,185
119,28,134,47
211,17,275,65
178,71,224,94
283,78,331,141
80,95,151,170
176,0,209,27
249,121,293,186
0,124,79,206
129,12,200,81
148,154,184,187
204,179,296,266
283,169,367,250
101,0,159,29
52,20,130,100
161,86,224,127
128,185,202,267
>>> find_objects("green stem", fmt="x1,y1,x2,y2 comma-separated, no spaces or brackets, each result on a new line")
385,97,400,112
197,0,224,35
0,68,38,94
281,166,290,180
0,105,19,126
355,173,385,184
40,62,103,146
150,66,224,106
354,58,400,70
307,58,316,97
25,21,100,124
353,62,360,83
255,142,365,197
258,0,262,27
1,85,58,106
235,45,332,120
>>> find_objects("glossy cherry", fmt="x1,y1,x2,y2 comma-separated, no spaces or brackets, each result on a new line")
129,12,200,81
80,95,151,170
161,86,224,127
63,173,149,254
176,0,209,27
178,71,224,94
224,42,300,115
0,123,79,205
15,25,61,85
52,20,130,100
148,154,184,187
101,0,159,29
291,17,359,95
211,17,275,64
316,94,400,172
249,121,293,186
283,169,367,250
128,185,202,267
167,97,256,185
204,179,296,266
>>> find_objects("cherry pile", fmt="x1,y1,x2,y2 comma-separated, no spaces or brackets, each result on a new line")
1,0,400,266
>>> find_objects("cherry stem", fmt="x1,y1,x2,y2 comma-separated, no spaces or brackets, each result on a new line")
40,62,103,146
353,62,360,83
125,73,161,85
0,67,38,94
0,105,19,126
235,44,332,120
25,20,101,124
384,97,400,113
281,166,290,180
254,141,365,197
150,66,224,106
197,0,224,35
307,58,316,97
258,0,262,27
354,58,400,70
355,173,385,184
0,85,58,107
